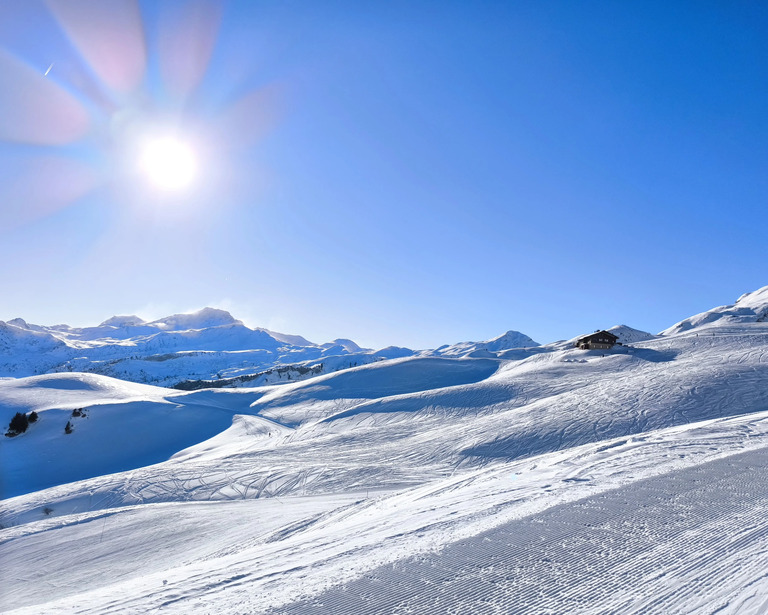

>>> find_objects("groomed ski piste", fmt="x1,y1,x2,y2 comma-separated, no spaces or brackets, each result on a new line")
2,286,768,614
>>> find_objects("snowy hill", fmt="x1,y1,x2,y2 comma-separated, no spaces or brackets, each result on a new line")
662,285,768,335
0,373,271,497
606,324,656,344
2,285,768,613
431,329,539,357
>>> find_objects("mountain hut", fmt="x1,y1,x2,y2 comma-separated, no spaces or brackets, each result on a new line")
575,330,619,350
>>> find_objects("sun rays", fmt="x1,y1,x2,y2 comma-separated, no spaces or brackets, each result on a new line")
0,0,278,225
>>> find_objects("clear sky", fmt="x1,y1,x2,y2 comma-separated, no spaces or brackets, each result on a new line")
0,1,766,349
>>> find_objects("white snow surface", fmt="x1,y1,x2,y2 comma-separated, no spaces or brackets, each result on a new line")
606,323,657,343
3,286,768,613
662,285,768,335
430,329,539,357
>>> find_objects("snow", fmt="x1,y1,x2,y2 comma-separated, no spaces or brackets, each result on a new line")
662,284,768,335
606,323,656,343
0,380,241,498
323,338,367,353
430,329,539,357
258,328,316,347
372,345,413,359
148,307,243,331
0,306,548,389
2,286,768,613
99,315,147,327
5,411,768,614
0,320,65,355
0,372,168,414
0,307,403,387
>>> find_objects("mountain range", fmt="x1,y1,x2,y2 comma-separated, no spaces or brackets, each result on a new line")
0,306,538,387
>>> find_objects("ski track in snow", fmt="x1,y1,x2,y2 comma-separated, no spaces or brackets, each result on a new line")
5,412,768,614
273,448,768,615
2,297,768,613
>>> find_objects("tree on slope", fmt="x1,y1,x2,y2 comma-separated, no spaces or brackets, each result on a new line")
6,412,29,436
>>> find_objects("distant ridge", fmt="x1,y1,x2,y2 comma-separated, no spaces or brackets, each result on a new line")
0,307,542,388
5,286,765,389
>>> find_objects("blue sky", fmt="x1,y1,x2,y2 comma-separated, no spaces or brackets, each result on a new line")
0,1,766,349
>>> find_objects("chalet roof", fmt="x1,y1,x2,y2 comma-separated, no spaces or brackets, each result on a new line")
576,330,619,343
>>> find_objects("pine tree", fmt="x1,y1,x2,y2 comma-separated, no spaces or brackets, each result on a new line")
7,412,29,435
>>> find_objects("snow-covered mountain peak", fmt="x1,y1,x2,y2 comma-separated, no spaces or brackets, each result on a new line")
0,320,64,352
431,329,539,357
735,285,768,311
99,315,147,328
485,330,540,350
606,325,656,344
331,338,367,353
662,284,768,335
148,307,243,331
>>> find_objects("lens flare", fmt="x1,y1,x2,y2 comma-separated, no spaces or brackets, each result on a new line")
157,0,223,100
0,49,90,145
46,0,146,93
138,137,197,191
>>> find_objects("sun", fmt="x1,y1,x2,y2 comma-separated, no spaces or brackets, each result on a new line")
138,136,198,191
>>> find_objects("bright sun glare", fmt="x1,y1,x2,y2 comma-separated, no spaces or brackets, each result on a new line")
139,136,197,191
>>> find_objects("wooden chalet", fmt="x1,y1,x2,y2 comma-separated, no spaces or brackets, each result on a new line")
575,330,619,350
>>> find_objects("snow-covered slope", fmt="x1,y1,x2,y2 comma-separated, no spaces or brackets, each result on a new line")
606,323,656,344
4,410,768,614
662,285,768,335
3,286,768,614
0,374,272,498
148,307,242,330
431,329,539,357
